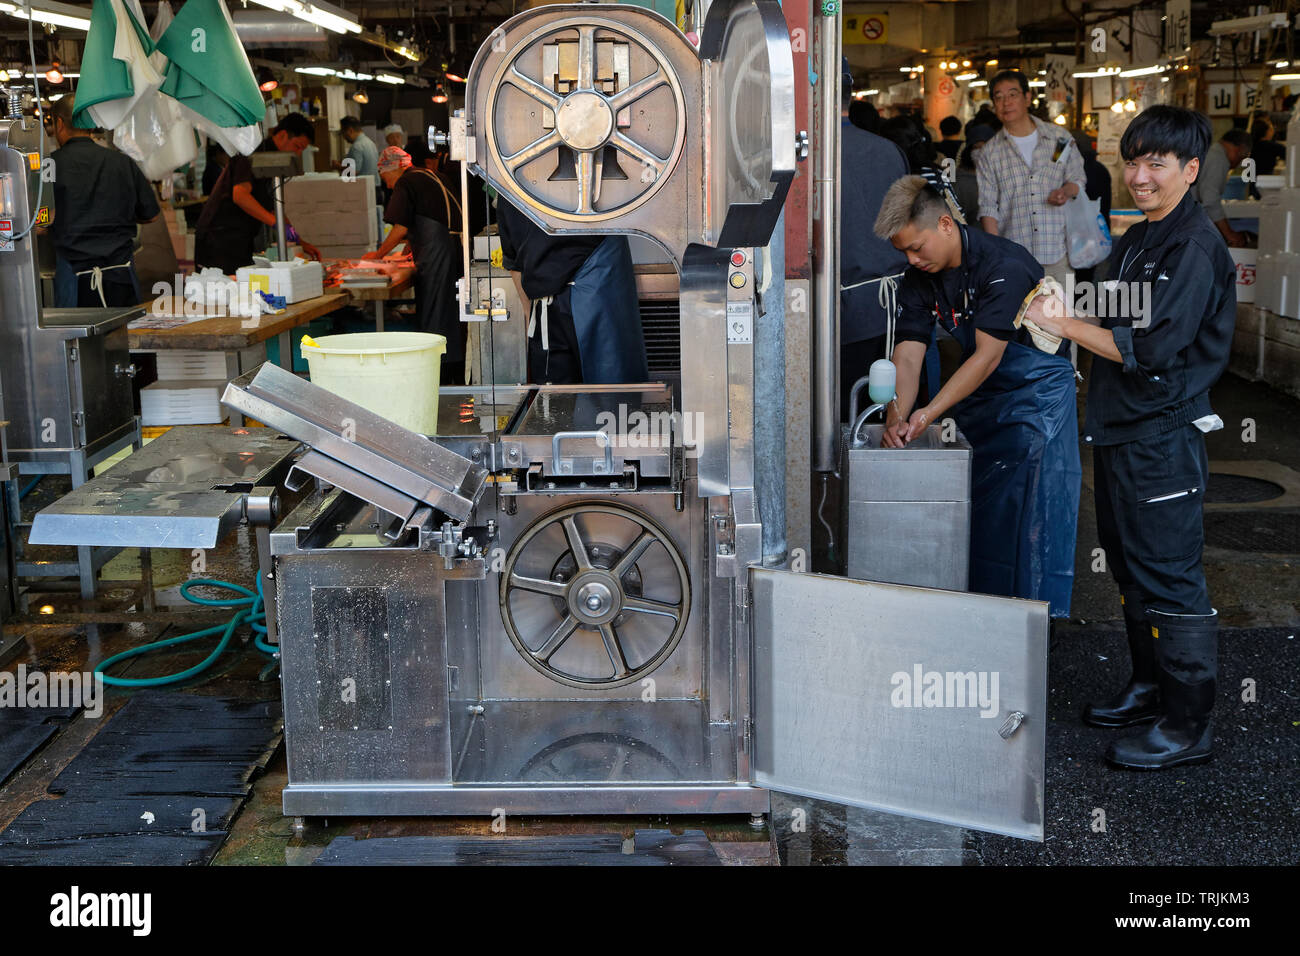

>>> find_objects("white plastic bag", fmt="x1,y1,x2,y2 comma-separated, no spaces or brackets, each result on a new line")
1065,193,1112,269
112,1,197,180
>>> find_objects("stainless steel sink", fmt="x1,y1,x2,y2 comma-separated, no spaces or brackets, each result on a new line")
841,423,973,590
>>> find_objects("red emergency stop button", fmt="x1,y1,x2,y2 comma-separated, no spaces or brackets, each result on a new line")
730,250,746,267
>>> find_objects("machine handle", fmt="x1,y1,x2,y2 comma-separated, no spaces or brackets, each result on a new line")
552,430,614,475
998,711,1026,739
114,363,138,378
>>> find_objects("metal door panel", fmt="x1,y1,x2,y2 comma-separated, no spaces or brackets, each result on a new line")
751,568,1047,841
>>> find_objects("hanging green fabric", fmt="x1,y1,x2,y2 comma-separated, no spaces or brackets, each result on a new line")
73,0,158,129
157,0,264,131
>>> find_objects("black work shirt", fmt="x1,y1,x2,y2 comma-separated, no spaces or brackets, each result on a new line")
495,196,602,300
1083,190,1236,446
195,138,276,246
840,122,909,343
384,168,453,229
49,137,159,270
895,225,1048,351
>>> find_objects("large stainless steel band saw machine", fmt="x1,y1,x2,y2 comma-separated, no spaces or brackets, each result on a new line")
29,1,1049,840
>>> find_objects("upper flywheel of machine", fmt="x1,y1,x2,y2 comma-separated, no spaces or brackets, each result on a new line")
483,17,688,222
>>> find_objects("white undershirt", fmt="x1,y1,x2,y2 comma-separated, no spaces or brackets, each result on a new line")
1011,128,1038,167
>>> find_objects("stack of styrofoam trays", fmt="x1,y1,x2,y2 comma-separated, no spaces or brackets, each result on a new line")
140,380,229,426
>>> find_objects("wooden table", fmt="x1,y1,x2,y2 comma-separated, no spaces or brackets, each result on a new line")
129,291,350,425
345,266,415,332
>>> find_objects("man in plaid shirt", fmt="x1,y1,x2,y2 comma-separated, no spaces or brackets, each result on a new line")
976,70,1087,285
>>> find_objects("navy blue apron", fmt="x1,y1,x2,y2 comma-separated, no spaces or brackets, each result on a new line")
567,236,648,384
933,252,1081,617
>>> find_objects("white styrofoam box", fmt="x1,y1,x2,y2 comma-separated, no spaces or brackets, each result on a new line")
236,259,324,304
1259,194,1290,252
1259,250,1300,318
1229,247,1257,304
284,173,378,249
1256,174,1286,193
153,350,229,380
1256,251,1280,313
140,380,227,426
472,232,502,261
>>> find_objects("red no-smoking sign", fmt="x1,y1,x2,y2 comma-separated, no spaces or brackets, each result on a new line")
938,77,955,96
861,17,883,40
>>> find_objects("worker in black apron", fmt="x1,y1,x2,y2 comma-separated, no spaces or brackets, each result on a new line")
46,97,160,307
194,114,322,274
1025,106,1236,769
875,175,1081,619
494,196,647,385
367,147,464,382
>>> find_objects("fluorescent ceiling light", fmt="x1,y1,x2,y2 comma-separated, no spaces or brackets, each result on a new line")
969,79,987,88
954,72,978,81
1207,13,1288,36
23,71,80,78
297,1,360,35
1072,67,1122,78
247,0,302,11
295,66,337,76
1271,73,1300,81
1028,79,1046,87
374,73,405,85
0,0,91,31
898,66,922,72
1119,65,1167,77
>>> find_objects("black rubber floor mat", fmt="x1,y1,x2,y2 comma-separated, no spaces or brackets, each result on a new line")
0,795,240,866
0,706,81,786
0,692,280,866
48,693,281,796
312,830,720,866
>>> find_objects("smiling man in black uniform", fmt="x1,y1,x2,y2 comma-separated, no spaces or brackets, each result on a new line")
1027,106,1236,769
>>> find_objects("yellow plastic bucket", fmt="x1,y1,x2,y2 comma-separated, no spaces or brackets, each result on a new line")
300,332,446,434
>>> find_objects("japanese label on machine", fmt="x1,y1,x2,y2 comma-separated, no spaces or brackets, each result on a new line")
0,218,14,253
726,300,753,344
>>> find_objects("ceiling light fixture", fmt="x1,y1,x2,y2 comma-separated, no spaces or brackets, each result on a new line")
1119,64,1168,77
0,0,91,31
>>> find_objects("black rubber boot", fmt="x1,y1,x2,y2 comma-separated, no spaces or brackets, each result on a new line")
1105,609,1217,770
1082,590,1160,728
